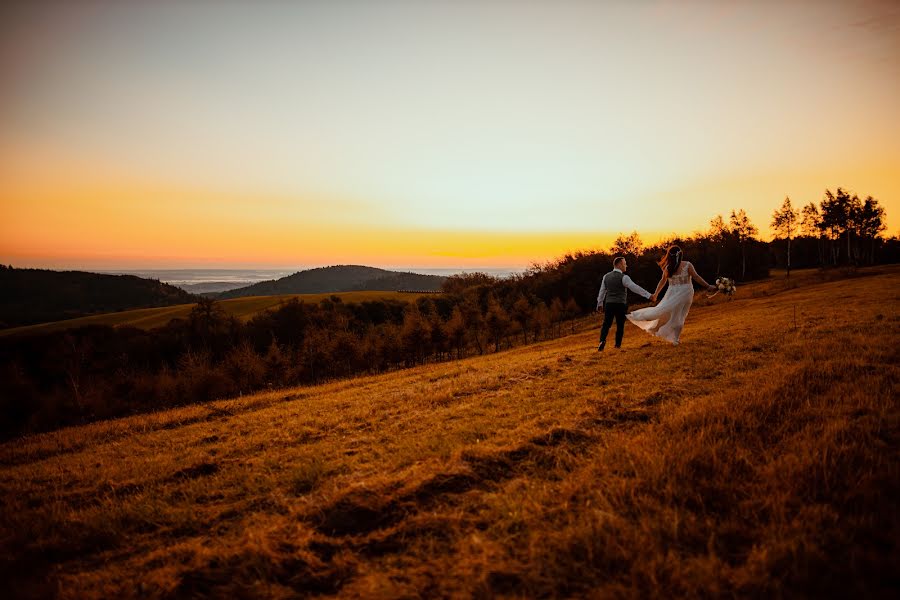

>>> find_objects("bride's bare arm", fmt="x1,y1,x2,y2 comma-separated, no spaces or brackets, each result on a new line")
688,263,716,291
651,270,667,301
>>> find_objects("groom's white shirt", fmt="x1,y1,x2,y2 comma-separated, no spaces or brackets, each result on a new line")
596,268,652,308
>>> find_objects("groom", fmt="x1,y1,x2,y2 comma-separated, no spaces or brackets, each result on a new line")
596,257,653,350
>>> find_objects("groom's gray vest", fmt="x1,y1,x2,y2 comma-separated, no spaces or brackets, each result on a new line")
603,270,628,304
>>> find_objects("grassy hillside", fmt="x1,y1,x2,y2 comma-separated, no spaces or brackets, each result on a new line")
0,291,434,338
1,268,897,598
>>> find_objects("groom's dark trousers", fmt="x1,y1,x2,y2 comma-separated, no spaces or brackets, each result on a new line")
600,302,627,348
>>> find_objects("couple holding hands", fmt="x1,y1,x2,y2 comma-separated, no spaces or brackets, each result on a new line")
596,245,717,350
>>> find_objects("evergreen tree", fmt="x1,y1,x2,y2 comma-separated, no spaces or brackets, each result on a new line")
771,197,799,276
708,215,729,276
729,209,759,280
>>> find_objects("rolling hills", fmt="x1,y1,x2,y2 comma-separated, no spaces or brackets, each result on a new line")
0,264,446,336
0,267,898,598
216,265,447,300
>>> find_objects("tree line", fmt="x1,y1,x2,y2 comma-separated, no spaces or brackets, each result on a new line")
0,289,584,439
770,188,894,274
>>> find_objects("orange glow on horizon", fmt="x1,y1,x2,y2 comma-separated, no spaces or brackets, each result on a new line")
0,149,659,269
2,148,898,271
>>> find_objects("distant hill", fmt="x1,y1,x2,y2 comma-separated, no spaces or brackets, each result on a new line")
0,265,197,329
217,265,446,299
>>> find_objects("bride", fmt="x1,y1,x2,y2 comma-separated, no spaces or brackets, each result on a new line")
626,245,716,346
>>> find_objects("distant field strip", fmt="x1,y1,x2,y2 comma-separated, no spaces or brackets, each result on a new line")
0,291,434,337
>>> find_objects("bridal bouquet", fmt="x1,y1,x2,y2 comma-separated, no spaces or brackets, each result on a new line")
712,277,736,297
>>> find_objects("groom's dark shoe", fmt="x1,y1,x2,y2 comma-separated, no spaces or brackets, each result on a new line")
597,340,606,351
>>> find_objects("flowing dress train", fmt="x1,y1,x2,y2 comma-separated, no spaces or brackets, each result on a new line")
626,261,696,345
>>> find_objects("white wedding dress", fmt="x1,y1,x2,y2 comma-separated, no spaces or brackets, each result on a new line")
626,260,696,345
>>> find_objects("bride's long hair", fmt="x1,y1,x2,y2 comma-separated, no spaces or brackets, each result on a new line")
659,245,683,277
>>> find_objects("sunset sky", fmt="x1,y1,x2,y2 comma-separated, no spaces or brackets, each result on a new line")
1,0,898,270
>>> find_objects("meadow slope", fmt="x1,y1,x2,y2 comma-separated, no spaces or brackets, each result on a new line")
1,268,898,598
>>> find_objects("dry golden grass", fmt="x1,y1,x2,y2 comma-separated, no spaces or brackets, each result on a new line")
0,291,434,337
1,267,898,598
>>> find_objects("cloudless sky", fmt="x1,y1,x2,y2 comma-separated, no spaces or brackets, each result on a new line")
1,0,898,269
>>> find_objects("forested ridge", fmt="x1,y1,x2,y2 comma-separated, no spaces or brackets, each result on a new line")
0,266,196,329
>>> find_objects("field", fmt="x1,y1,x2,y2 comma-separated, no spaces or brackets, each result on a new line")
1,267,898,598
0,291,435,338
